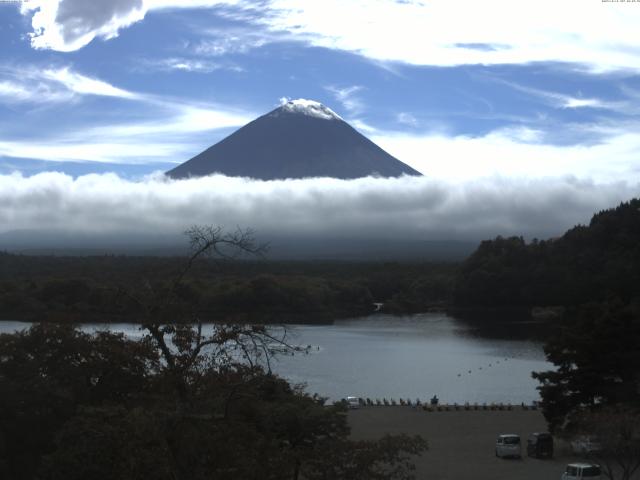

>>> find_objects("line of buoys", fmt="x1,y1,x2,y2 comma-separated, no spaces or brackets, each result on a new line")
421,402,518,412
338,397,539,411
455,354,524,378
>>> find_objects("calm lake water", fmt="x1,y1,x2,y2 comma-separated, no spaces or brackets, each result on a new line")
0,313,551,404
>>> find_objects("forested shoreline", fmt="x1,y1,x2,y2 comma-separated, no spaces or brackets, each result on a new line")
2,199,639,324
454,198,640,309
0,254,456,324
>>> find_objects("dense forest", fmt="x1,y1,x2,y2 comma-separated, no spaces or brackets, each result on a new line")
454,198,640,308
0,253,455,323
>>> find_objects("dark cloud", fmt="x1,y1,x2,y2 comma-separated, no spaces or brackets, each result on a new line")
55,0,144,43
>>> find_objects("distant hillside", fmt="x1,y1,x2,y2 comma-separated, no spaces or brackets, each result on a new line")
167,99,421,180
0,229,474,261
453,198,640,308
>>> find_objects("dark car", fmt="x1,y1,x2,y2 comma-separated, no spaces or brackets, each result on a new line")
527,432,553,458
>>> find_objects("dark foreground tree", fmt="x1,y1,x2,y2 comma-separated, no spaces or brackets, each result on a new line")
0,324,159,480
532,300,640,432
0,226,427,480
574,406,640,480
0,323,426,480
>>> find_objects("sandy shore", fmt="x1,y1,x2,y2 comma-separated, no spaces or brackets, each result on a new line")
348,406,605,480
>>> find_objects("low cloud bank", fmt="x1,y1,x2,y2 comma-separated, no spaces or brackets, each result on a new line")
0,172,638,250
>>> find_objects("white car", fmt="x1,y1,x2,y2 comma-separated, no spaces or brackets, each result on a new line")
495,434,521,458
562,463,601,480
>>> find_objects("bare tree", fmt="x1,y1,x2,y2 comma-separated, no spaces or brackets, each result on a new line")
117,225,301,405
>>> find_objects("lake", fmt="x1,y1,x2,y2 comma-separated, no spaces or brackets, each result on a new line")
0,313,552,404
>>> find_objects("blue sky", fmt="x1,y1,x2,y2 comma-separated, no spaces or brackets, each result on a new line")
1,1,640,247
2,0,640,181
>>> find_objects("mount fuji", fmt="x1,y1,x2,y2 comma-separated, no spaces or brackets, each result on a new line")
166,99,421,180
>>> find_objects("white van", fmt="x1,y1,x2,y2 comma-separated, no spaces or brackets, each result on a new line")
346,396,360,409
562,463,601,480
495,434,521,458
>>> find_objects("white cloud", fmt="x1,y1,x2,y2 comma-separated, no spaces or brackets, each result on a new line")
257,0,640,72
21,0,147,52
349,119,379,135
325,85,364,115
0,173,637,246
371,127,640,183
20,0,240,52
396,112,418,127
19,0,640,73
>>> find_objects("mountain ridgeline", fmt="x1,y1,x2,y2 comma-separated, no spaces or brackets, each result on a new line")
453,198,640,308
167,99,421,180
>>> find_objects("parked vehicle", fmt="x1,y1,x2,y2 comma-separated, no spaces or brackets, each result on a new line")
571,436,602,456
495,434,521,458
527,432,553,458
346,396,361,409
561,463,601,480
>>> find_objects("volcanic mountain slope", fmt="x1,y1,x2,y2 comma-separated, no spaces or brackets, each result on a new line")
167,99,421,180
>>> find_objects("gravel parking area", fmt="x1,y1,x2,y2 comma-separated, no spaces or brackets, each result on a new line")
348,406,599,480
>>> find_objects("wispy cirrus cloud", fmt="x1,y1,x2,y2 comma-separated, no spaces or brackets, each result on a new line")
143,57,244,73
396,112,418,128
18,0,640,74
0,140,184,165
500,79,640,117
0,79,73,104
257,0,640,72
0,65,138,104
325,85,364,115
0,102,253,164
487,77,617,111
193,31,270,57
43,67,140,99
0,63,254,164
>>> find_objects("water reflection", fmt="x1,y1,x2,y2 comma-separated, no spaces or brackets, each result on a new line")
0,313,552,404
271,313,551,403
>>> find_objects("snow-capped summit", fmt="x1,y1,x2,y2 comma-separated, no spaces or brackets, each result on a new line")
274,99,343,121
167,100,421,180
